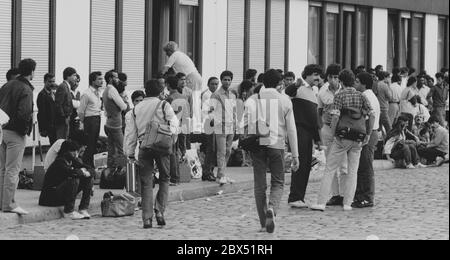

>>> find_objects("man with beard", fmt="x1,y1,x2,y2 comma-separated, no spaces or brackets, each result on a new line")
103,70,128,170
285,64,322,208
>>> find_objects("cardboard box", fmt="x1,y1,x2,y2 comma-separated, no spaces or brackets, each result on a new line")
94,152,108,169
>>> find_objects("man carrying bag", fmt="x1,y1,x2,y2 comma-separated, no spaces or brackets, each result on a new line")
125,80,179,229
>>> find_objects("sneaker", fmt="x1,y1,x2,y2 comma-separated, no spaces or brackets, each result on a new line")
435,157,445,167
406,164,416,169
218,177,228,185
326,196,344,206
289,200,308,209
310,204,326,212
343,205,353,211
265,208,275,234
416,163,427,168
79,210,91,219
10,207,29,216
64,211,86,220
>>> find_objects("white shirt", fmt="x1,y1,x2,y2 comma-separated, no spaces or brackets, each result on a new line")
390,82,404,103
418,86,430,106
363,89,381,130
165,51,198,76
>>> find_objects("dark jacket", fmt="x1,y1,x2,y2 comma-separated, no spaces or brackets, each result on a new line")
0,77,34,136
55,81,73,122
37,88,57,134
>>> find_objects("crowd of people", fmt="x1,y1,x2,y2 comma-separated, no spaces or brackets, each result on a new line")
0,41,449,233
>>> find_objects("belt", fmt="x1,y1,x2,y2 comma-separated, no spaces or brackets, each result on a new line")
389,102,400,104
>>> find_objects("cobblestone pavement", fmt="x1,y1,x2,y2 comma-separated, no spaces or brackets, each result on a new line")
0,166,448,240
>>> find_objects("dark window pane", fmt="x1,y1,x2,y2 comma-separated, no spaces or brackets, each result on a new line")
409,16,423,71
308,6,321,64
357,8,369,68
326,13,338,66
437,18,446,70
387,13,397,72
343,12,353,70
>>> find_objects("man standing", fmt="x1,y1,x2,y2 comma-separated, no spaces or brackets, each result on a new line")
311,70,375,212
103,70,128,170
78,72,103,168
427,73,449,126
317,64,346,207
285,65,322,209
243,69,299,233
210,71,237,185
0,58,37,215
162,41,203,132
55,67,78,140
375,71,393,133
353,72,381,208
37,73,58,146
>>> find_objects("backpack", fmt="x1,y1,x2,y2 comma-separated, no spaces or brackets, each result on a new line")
336,107,367,142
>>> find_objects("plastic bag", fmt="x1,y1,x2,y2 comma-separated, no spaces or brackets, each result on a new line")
185,149,202,179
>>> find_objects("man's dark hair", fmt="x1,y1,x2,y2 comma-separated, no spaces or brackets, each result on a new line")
239,80,254,99
105,70,117,84
118,72,127,82
145,79,163,97
220,71,234,81
245,69,257,80
354,65,366,75
276,69,284,76
428,115,441,125
440,68,449,74
18,59,37,77
302,64,323,79
407,77,417,87
166,76,180,90
176,72,186,79
6,68,20,81
400,67,409,75
207,77,219,85
68,129,88,147
436,73,445,80
44,73,55,82
339,69,355,87
357,72,374,90
325,64,341,78
63,67,77,80
257,73,265,83
284,71,296,79
376,71,391,81
89,71,102,86
116,81,126,94
263,69,282,89
131,90,146,102
58,140,80,157
391,74,401,83
375,65,383,72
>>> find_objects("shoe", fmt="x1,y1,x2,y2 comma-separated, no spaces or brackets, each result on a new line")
289,200,308,209
10,207,29,216
143,219,152,229
343,205,353,211
79,210,91,219
258,227,267,233
310,204,326,212
202,175,216,182
218,177,228,185
265,208,275,234
155,212,166,226
353,200,374,208
64,211,86,220
406,164,416,169
435,157,445,167
416,163,427,168
326,196,344,206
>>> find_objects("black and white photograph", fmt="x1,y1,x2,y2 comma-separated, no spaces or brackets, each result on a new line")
0,0,448,242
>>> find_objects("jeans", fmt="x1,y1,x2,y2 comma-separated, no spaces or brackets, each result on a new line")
379,110,392,133
203,134,216,178
418,147,447,164
317,138,363,207
82,116,101,168
388,103,400,126
252,148,285,228
0,130,26,211
39,177,93,213
320,125,347,198
216,134,234,178
105,126,126,169
391,143,419,165
289,126,313,203
56,117,70,140
138,148,170,221
355,131,379,203
169,141,180,183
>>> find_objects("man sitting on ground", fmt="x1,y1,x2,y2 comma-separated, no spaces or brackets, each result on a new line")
419,116,449,166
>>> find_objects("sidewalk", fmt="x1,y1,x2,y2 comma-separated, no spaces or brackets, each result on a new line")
0,161,394,228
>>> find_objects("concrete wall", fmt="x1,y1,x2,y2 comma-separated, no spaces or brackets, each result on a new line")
288,0,309,78
371,8,388,69
424,14,439,78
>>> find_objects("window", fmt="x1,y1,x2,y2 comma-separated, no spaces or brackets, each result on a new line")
227,0,245,83
408,14,424,71
342,11,354,70
387,12,397,72
270,0,286,70
248,0,266,75
179,4,199,66
326,12,338,66
0,0,12,79
356,7,370,68
437,17,448,70
91,0,116,73
308,4,321,65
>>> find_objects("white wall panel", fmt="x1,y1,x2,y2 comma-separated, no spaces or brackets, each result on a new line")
270,0,285,70
227,0,245,83
371,8,388,69
424,14,439,78
288,0,309,77
0,0,12,82
249,0,266,75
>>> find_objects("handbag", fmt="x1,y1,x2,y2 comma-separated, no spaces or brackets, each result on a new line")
101,192,136,218
239,94,270,152
139,101,174,155
336,107,367,142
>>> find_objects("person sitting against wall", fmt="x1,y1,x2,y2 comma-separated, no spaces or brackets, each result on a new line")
39,140,94,220
384,115,426,169
418,116,449,166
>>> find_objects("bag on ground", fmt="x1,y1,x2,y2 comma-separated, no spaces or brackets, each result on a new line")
101,192,136,217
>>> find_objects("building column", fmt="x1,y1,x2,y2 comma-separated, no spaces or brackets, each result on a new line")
371,8,388,69
288,0,308,77
424,14,439,77
55,0,90,89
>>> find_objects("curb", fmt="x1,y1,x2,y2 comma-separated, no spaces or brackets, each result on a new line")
0,161,395,228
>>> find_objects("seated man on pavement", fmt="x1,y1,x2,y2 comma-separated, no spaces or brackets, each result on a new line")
418,116,449,166
39,140,94,220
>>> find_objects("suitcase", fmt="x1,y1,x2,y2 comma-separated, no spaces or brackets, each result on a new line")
126,161,140,196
